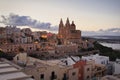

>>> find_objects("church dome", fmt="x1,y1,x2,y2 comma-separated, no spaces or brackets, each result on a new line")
71,21,75,26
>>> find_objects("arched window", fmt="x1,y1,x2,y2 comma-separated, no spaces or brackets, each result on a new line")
51,71,57,80
40,74,44,80
31,76,34,79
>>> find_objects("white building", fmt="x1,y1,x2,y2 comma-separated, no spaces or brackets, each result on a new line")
82,54,109,65
5,26,21,37
114,59,120,75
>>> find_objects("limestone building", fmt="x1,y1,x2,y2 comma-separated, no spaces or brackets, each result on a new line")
58,18,81,44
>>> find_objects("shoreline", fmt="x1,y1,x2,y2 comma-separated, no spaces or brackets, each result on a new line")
82,36,120,44
99,42,120,50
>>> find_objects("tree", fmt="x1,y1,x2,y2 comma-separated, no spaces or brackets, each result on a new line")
93,42,120,61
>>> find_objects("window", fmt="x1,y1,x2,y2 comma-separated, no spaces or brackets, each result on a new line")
101,61,103,64
72,72,76,76
40,74,44,80
63,73,67,80
106,60,109,64
51,71,57,80
87,76,89,79
17,56,19,60
31,76,34,79
52,71,55,76
87,68,90,71
30,47,32,50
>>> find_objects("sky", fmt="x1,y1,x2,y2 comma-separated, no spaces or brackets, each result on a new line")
0,0,120,36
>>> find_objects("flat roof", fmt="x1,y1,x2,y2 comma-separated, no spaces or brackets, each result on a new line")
0,59,34,80
0,67,18,73
0,72,30,80
0,63,11,67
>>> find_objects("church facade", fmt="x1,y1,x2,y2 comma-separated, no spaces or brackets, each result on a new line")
58,18,81,44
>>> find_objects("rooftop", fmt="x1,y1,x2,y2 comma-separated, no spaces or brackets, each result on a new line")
0,58,34,80
101,75,120,80
25,56,80,68
82,54,109,60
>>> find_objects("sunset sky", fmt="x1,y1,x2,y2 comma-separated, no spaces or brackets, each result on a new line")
0,0,120,35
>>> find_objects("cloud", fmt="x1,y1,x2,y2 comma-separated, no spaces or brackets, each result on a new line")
82,28,120,36
0,13,58,32
104,28,120,32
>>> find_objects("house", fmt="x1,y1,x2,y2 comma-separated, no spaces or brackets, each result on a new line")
13,53,80,80
82,54,109,65
114,59,120,75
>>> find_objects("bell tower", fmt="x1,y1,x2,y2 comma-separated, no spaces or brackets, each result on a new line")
58,18,64,38
65,18,70,28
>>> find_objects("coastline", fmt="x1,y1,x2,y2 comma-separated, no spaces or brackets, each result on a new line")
99,42,120,50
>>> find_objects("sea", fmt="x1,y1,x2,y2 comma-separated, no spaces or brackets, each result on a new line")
100,42,120,50
87,36,120,50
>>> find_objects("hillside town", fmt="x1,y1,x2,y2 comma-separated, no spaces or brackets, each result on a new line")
0,18,120,80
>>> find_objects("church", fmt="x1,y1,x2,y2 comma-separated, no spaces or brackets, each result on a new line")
58,18,81,44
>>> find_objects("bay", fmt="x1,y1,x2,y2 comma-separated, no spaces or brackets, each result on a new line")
100,42,120,50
